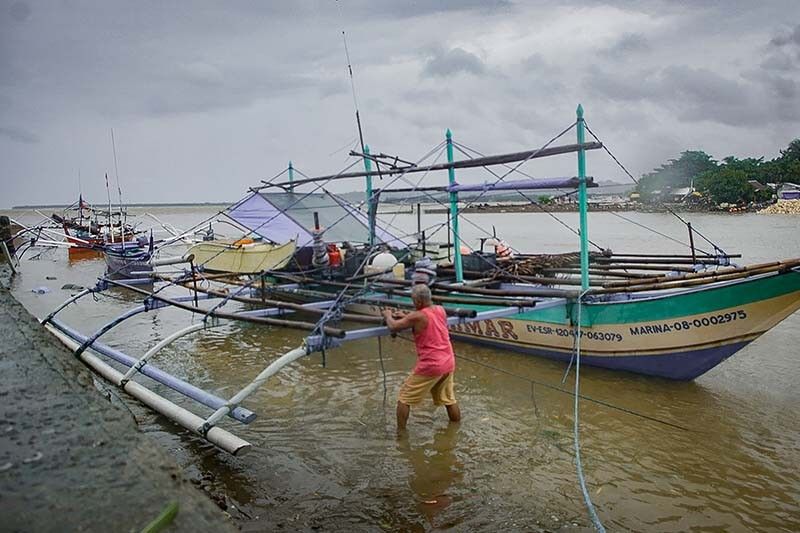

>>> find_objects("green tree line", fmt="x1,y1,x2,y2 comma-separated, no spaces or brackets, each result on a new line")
635,139,800,204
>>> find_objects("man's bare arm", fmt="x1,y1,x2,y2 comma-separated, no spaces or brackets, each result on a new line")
382,309,420,332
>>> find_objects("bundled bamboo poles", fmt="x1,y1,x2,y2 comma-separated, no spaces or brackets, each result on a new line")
274,272,560,301
592,258,800,294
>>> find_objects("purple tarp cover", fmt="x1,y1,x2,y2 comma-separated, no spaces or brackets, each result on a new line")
226,191,407,248
446,176,594,193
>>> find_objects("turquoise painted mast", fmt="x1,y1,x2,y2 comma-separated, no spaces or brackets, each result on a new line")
576,104,590,291
446,129,464,283
288,161,294,192
363,144,375,247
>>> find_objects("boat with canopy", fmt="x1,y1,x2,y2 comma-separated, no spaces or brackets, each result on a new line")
40,105,800,458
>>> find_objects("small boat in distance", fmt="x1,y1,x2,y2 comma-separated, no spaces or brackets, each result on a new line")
103,236,153,279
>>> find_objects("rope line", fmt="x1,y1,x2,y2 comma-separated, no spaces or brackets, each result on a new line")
572,292,606,532
583,121,725,255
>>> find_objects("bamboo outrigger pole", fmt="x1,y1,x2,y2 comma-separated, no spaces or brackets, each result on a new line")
263,142,604,188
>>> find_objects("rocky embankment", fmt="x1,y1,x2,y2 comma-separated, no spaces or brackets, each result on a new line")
759,200,800,214
0,263,237,533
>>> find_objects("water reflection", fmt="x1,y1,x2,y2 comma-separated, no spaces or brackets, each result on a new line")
397,423,463,526
66,248,103,263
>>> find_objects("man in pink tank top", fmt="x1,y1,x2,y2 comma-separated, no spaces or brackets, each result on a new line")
383,284,462,431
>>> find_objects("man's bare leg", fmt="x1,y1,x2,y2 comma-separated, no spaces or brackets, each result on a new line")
397,401,411,430
445,403,461,423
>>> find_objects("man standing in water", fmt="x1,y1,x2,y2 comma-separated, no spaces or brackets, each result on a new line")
382,284,461,431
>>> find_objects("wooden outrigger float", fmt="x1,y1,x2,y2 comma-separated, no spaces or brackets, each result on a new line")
42,105,800,458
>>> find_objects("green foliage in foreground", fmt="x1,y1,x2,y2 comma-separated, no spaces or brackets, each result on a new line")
636,138,800,205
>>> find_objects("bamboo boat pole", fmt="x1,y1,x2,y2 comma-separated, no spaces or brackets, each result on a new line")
271,285,480,318
593,257,731,265
168,279,387,325
385,290,538,308
286,272,574,299
263,141,603,188
605,253,741,259
540,268,657,279
434,267,606,287
47,324,251,455
592,260,800,294
589,263,697,273
599,258,800,290
104,279,348,337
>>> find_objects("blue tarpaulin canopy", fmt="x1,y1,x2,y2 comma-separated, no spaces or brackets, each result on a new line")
226,191,407,248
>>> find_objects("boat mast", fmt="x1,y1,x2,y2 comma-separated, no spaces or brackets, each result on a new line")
111,128,125,249
446,129,464,283
576,104,589,291
341,30,375,247
105,172,112,239
364,144,375,247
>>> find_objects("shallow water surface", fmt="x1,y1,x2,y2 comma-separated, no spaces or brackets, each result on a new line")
6,207,800,531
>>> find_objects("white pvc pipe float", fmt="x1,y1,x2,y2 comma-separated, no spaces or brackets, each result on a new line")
41,287,95,324
119,322,211,385
46,324,251,455
201,344,308,432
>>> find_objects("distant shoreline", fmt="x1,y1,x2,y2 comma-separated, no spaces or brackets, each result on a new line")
8,202,235,210
422,203,767,214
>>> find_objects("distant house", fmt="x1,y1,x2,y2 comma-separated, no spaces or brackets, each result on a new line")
670,186,692,201
747,180,769,193
779,183,800,200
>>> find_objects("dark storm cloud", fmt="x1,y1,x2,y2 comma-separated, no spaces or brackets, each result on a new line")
7,0,30,22
352,0,514,19
603,33,650,56
769,24,800,47
422,47,486,77
0,126,38,144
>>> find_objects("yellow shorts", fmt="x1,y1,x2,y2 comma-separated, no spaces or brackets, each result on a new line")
398,372,456,406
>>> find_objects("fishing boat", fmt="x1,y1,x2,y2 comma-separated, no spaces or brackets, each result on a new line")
187,239,297,274
51,198,140,251
41,105,800,457
217,107,800,381
103,237,154,279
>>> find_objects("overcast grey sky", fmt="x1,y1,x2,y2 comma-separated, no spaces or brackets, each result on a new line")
1,1,798,207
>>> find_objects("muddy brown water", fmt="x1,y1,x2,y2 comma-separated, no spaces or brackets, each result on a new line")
5,207,800,531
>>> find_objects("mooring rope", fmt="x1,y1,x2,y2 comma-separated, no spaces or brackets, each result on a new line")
572,292,606,532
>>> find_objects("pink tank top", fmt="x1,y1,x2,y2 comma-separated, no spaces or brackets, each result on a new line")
413,306,455,376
